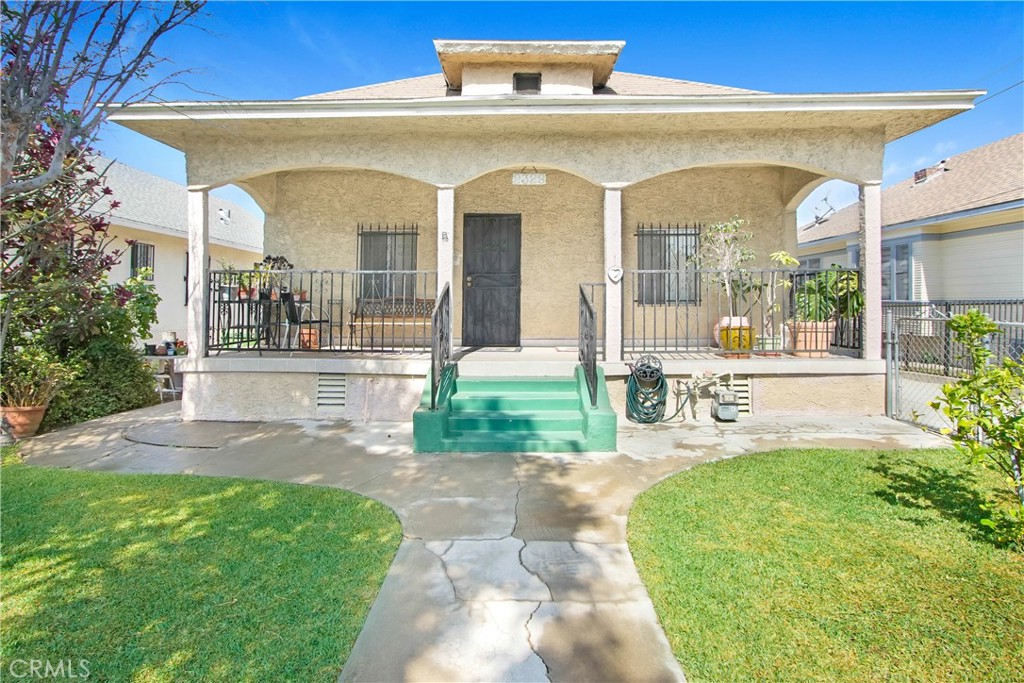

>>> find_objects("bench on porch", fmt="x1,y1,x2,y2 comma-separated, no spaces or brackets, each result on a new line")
349,297,433,349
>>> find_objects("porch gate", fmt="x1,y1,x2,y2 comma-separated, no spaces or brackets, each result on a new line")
886,308,1024,432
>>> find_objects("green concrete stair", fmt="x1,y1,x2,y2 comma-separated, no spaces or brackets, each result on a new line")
413,366,617,453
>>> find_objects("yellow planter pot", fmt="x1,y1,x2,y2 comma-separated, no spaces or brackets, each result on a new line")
719,325,755,351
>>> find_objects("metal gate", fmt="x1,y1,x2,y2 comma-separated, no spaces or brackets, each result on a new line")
887,309,1024,432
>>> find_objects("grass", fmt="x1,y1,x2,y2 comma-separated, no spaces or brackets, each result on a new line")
0,450,401,682
628,448,1024,683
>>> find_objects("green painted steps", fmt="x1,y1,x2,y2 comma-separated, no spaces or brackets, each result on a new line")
413,365,617,453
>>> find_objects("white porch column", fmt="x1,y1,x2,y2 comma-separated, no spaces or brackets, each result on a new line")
859,182,883,360
186,188,210,357
603,183,627,362
436,185,455,294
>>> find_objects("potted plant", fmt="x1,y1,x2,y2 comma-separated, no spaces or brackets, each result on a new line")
753,250,800,353
692,217,757,353
788,267,864,357
0,345,72,439
255,254,293,298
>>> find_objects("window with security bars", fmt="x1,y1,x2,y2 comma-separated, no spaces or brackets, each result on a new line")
357,223,419,299
130,242,155,280
636,224,700,304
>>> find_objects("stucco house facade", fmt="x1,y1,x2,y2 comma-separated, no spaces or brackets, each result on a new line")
798,133,1023,302
97,158,264,344
109,40,980,435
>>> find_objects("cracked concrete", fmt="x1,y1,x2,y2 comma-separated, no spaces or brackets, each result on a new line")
19,402,948,682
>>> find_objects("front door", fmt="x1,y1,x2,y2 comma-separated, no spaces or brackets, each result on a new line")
463,214,521,346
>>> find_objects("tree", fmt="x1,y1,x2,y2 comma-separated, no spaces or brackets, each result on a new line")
1,0,205,198
931,310,1024,546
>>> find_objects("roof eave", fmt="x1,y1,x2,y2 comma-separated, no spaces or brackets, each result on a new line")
106,89,984,122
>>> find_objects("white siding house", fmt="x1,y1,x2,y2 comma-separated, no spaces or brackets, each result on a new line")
95,158,264,343
799,133,1024,302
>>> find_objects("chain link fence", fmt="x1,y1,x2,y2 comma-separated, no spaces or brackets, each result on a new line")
887,309,1024,432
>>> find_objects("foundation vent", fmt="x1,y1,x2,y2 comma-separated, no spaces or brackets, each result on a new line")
316,374,347,411
724,375,752,416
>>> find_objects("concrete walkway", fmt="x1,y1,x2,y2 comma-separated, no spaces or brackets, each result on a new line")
21,404,947,682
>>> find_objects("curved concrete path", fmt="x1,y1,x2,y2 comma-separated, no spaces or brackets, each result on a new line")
21,404,947,682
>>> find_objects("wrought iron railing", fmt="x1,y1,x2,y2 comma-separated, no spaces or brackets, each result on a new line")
430,282,452,410
207,269,436,353
622,267,863,357
579,285,598,407
580,282,605,360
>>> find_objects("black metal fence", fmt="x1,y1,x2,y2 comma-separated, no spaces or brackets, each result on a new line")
430,283,452,410
580,282,605,360
579,285,598,407
622,267,863,357
208,269,436,353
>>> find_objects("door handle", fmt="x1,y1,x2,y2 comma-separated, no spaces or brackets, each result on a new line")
466,276,473,288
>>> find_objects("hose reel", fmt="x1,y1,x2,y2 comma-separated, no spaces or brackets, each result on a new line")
626,355,671,423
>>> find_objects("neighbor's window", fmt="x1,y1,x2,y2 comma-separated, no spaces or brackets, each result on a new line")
513,72,541,94
799,257,821,270
130,242,155,280
636,224,700,305
881,242,911,301
357,223,419,298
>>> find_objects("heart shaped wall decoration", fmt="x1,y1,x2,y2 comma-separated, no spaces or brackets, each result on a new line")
607,266,623,283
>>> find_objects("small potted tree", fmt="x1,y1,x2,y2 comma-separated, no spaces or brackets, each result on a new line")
692,216,757,353
788,268,863,357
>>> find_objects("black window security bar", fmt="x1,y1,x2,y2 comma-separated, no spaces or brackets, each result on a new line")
130,242,155,280
636,223,701,305
357,222,419,299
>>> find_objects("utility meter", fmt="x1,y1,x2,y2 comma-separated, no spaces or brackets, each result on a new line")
712,388,740,421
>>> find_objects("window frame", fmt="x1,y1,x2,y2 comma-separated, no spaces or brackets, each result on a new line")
130,242,155,280
635,224,701,305
356,224,419,299
880,239,912,301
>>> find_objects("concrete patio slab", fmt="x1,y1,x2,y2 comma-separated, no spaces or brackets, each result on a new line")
16,403,950,683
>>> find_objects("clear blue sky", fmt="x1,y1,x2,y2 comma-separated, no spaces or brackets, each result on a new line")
98,1,1024,224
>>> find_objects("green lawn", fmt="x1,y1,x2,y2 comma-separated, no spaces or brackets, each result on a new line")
629,448,1024,683
0,453,401,682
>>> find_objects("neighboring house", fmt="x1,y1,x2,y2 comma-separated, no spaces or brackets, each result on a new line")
95,158,264,344
798,133,1024,301
109,39,980,432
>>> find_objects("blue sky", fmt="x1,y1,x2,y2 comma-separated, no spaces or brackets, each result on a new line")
97,1,1024,224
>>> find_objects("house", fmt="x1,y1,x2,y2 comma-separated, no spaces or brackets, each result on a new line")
797,133,1024,302
108,39,981,448
96,158,264,344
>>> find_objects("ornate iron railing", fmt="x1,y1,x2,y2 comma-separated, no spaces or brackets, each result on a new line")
207,269,436,353
622,267,863,357
579,285,598,407
430,282,452,410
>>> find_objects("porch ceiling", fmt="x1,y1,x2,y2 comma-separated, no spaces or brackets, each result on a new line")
110,90,981,153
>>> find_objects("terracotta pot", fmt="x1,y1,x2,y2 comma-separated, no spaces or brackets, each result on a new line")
787,320,836,358
1,405,47,439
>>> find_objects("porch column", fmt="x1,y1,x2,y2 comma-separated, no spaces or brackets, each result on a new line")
603,183,627,362
436,184,455,294
186,187,210,357
859,182,882,360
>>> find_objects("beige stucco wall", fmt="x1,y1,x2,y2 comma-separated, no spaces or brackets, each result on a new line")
462,63,593,95
107,224,260,344
181,371,422,422
453,169,604,341
752,374,885,416
186,126,884,193
621,166,794,346
263,169,437,274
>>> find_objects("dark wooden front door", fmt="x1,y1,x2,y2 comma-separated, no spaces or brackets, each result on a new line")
463,214,521,347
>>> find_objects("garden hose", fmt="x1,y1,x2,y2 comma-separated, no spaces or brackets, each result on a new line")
626,355,690,423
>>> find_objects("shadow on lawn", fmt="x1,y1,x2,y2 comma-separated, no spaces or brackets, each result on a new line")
870,452,994,542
